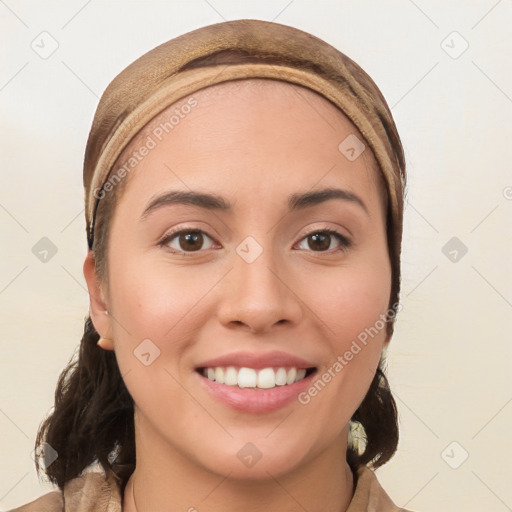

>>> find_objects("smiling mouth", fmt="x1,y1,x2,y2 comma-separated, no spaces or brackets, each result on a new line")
196,366,317,390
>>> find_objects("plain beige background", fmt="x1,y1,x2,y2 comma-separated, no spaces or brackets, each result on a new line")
1,1,511,511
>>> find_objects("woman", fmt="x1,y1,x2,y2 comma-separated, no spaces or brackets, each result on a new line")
11,18,410,512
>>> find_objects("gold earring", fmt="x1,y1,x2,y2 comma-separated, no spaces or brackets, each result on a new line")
97,310,112,348
97,337,112,349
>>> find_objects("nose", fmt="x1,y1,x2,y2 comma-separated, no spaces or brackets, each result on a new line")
216,246,303,334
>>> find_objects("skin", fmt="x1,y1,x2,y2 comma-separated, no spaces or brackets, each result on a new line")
84,79,392,512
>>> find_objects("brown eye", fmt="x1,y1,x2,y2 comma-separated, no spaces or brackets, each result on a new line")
308,233,330,251
161,229,215,253
178,231,203,251
297,230,351,252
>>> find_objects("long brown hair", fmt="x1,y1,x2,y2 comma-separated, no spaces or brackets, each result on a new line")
35,46,404,493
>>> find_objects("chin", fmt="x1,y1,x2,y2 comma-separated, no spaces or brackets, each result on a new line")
191,433,329,482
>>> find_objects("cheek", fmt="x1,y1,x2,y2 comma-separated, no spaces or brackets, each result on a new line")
108,251,219,341
106,256,213,426
296,254,391,416
308,257,392,344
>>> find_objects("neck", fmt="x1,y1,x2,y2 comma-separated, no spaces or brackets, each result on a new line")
123,413,355,512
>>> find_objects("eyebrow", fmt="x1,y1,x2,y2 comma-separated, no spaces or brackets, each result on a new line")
140,187,368,221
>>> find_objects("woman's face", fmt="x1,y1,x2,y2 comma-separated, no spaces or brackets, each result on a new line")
86,79,392,480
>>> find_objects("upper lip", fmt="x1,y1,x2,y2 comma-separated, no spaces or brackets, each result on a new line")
196,351,317,370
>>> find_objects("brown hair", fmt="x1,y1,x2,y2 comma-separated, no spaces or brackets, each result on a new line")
35,23,405,492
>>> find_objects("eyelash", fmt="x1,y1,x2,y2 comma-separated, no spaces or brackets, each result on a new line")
157,226,352,256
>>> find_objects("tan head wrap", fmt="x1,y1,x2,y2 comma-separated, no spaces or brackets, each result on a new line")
83,19,406,320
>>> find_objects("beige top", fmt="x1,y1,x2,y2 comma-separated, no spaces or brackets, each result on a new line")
8,466,412,512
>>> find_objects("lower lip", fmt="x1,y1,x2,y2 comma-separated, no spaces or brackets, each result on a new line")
196,370,316,413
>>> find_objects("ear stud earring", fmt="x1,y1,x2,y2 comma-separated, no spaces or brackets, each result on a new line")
97,309,111,348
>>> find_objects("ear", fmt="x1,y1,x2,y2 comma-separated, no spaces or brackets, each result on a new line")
83,250,114,350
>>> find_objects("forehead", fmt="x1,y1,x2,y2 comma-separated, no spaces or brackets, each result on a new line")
112,78,386,211
138,78,360,143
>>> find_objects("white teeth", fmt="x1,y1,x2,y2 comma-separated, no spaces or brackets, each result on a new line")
257,368,275,389
214,367,224,384
224,366,238,386
275,367,288,385
295,369,306,382
202,366,311,389
238,367,257,388
286,367,297,385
